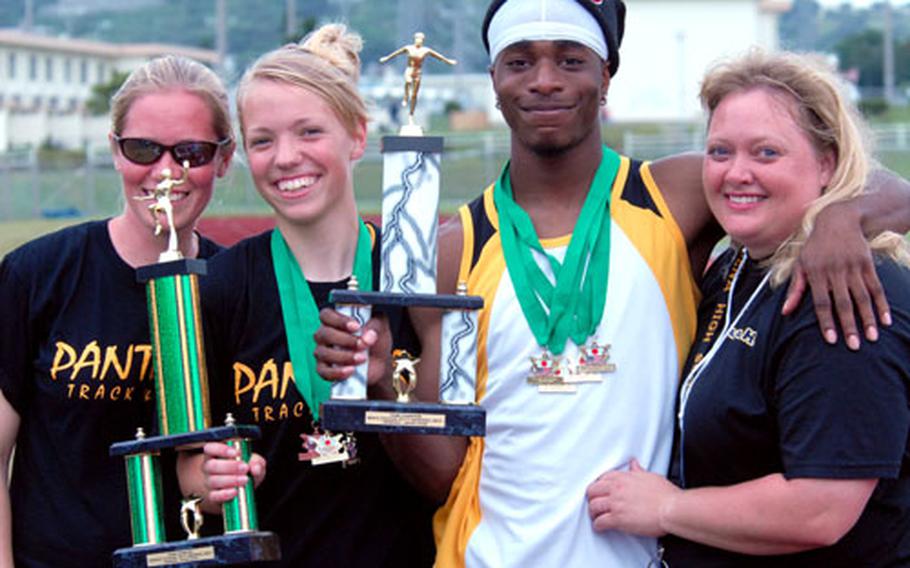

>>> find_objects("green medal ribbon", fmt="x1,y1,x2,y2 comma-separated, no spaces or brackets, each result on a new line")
493,146,620,355
271,220,372,420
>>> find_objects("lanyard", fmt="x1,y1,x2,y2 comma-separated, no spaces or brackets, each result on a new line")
677,249,771,429
492,146,620,354
270,221,372,420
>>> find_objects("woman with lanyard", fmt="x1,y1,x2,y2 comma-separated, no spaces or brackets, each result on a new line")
586,50,910,565
0,56,234,567
177,24,435,567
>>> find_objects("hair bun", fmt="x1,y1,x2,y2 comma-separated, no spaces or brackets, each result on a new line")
300,23,363,81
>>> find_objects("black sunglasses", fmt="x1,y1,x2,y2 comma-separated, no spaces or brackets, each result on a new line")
114,136,230,168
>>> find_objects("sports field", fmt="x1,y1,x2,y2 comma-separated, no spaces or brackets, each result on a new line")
2,144,909,259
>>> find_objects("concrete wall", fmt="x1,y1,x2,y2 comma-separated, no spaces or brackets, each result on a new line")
608,0,786,122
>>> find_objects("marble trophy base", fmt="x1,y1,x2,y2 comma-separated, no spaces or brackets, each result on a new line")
325,290,486,436
322,398,485,436
112,532,280,568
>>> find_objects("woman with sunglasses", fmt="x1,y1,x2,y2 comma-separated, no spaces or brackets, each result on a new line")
177,24,435,567
0,55,234,567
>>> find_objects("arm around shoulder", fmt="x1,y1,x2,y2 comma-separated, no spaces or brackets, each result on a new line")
649,152,723,278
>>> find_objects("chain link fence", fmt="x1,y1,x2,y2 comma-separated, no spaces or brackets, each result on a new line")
3,123,909,222
0,130,512,221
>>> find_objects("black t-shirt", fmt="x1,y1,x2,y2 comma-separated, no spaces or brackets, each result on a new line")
664,248,910,567
0,220,222,568
201,228,434,568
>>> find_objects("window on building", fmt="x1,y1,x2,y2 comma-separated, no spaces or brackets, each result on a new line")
49,96,58,110
80,59,88,84
64,58,71,83
96,62,106,83
29,54,37,80
7,53,15,79
33,95,42,108
45,57,53,81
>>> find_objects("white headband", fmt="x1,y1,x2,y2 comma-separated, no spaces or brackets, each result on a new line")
487,0,608,64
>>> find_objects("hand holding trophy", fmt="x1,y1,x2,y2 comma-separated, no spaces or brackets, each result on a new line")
110,166,279,567
322,33,485,437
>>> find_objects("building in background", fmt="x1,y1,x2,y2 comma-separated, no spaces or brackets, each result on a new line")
0,29,217,151
609,0,792,122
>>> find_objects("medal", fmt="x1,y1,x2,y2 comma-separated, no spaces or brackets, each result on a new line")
526,350,565,385
572,339,616,382
299,424,359,467
527,350,578,393
496,147,621,394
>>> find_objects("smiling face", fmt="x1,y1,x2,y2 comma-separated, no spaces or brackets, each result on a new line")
491,39,608,156
112,89,230,236
703,87,835,258
240,79,366,228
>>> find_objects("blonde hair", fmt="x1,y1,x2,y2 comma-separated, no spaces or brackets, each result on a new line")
700,49,910,286
236,23,368,140
110,55,233,144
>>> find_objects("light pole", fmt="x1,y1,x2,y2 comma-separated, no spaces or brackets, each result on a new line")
883,0,896,104
215,0,227,79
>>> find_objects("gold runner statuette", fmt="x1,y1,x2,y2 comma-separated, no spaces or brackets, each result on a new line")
135,161,189,262
390,349,420,403
379,32,456,136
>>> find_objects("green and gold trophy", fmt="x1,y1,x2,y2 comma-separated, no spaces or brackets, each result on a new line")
322,34,485,437
109,166,279,567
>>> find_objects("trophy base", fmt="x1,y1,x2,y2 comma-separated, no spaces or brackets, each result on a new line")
329,290,482,310
321,399,485,436
113,531,280,567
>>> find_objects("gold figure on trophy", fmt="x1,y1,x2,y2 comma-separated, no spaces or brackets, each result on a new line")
136,161,189,261
390,350,420,404
380,32,456,135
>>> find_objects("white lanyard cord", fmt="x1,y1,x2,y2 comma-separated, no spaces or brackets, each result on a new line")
677,250,771,429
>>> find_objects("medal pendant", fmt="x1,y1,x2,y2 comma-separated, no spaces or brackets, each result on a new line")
564,372,604,384
538,383,578,394
527,350,568,386
299,429,355,466
576,340,617,376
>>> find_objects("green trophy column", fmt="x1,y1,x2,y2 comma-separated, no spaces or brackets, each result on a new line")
222,415,259,533
147,270,210,435
123,429,166,546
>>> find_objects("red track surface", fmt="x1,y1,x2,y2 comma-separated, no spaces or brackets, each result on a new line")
197,215,384,247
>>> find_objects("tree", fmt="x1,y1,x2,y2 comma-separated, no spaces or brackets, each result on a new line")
85,70,130,116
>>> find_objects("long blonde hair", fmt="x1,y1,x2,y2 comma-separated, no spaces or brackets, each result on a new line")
700,49,910,285
236,23,368,141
